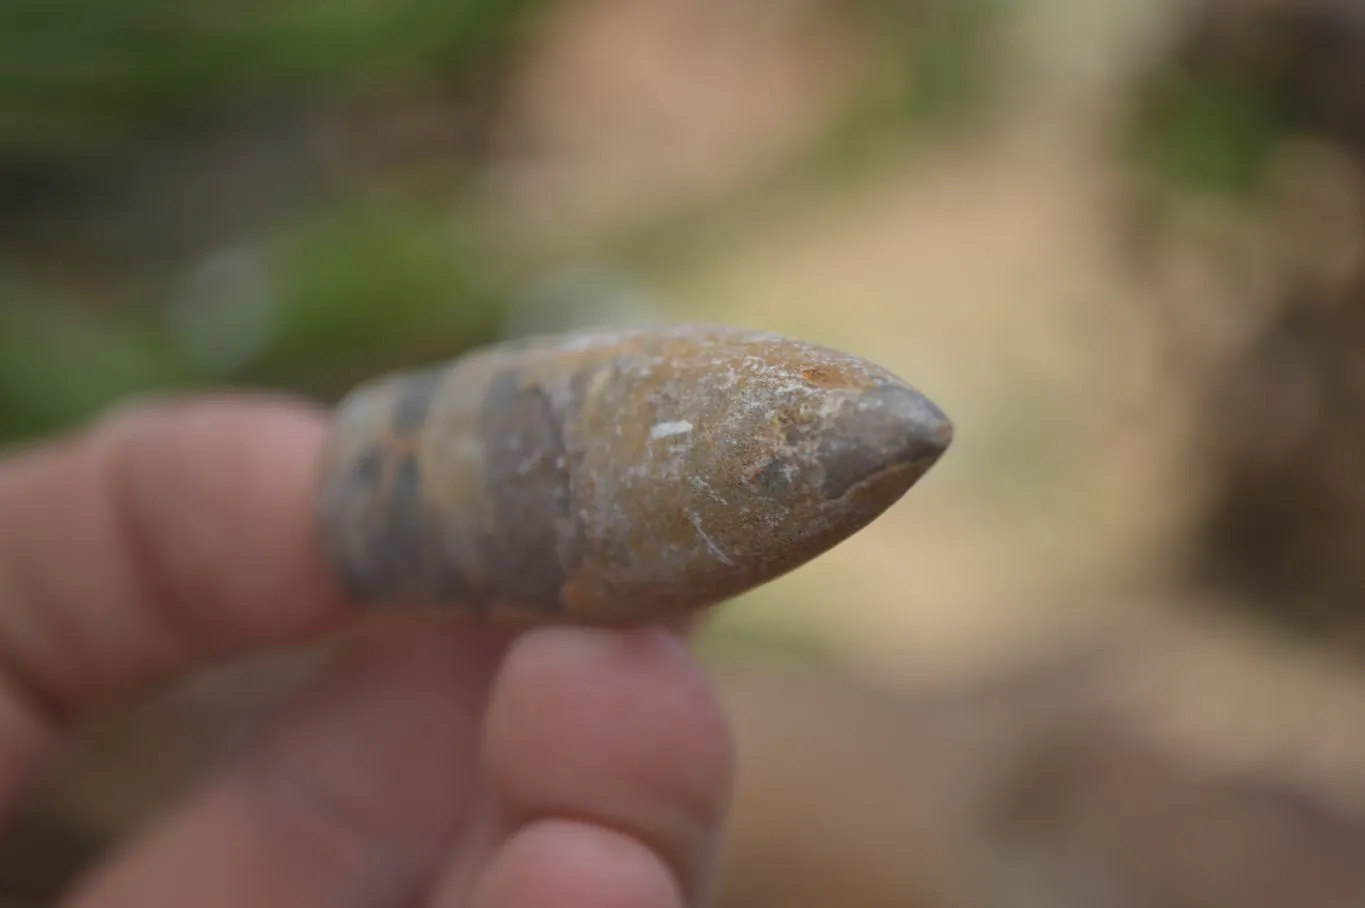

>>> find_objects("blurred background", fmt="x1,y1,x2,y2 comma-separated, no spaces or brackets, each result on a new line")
7,0,1365,904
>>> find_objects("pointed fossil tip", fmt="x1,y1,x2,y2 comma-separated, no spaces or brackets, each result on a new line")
862,380,954,469
797,379,952,511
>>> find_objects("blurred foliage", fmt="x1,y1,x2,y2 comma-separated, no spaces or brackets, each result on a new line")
874,0,1009,132
217,193,509,385
801,0,1011,174
1128,69,1283,202
0,0,540,184
0,0,1012,449
0,191,513,443
1126,0,1365,206
0,300,188,442
0,0,547,446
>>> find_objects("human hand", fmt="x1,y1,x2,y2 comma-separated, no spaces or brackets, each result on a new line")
0,396,735,907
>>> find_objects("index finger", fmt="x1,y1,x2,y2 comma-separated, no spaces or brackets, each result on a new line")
0,395,357,805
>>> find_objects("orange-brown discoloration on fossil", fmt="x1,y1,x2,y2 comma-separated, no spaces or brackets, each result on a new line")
798,363,862,389
315,324,953,625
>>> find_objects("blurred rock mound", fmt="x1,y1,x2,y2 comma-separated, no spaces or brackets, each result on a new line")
711,613,1365,908
1126,0,1365,650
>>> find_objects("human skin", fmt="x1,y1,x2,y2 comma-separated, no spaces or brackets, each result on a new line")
0,396,735,908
